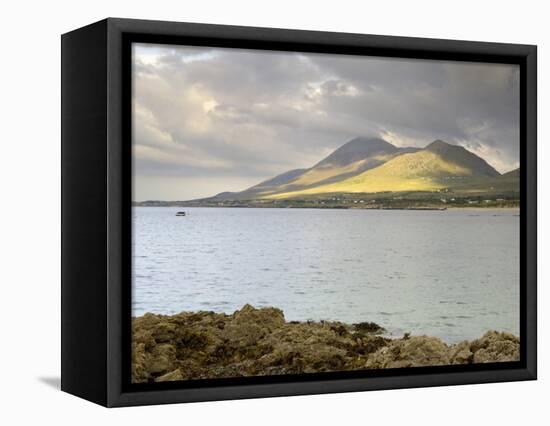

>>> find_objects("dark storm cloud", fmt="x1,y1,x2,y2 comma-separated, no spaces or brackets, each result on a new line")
132,43,519,200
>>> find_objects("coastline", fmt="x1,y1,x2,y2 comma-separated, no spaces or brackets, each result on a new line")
446,206,519,211
132,305,520,383
133,204,519,211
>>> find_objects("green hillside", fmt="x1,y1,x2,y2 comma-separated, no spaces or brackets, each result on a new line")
268,140,503,199
180,137,520,209
212,137,417,199
446,168,520,195
213,168,307,200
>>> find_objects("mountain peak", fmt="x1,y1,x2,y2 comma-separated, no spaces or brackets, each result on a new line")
345,136,396,149
314,137,397,168
502,168,519,178
425,139,458,151
424,140,499,177
206,136,505,202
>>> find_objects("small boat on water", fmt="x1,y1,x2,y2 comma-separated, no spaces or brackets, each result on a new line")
175,211,187,217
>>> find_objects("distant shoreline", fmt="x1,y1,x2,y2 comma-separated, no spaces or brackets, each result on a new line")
133,203,520,211
133,193,519,210
447,206,520,211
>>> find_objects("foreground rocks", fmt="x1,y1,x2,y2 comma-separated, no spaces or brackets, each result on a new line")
132,304,520,383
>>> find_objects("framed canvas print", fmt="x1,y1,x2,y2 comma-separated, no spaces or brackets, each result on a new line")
61,18,537,407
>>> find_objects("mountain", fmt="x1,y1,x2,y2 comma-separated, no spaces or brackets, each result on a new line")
313,137,399,167
423,140,499,177
285,137,418,188
267,140,502,199
497,168,520,192
502,168,520,178
211,137,417,200
200,137,516,203
444,167,519,195
213,168,306,200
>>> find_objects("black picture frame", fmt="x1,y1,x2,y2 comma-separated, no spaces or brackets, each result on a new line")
61,17,537,407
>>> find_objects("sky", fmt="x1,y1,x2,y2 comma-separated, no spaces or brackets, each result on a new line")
132,43,520,201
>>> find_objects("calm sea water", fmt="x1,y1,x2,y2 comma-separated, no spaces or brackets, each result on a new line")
132,207,519,343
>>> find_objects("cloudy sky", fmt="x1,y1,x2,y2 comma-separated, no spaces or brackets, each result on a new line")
132,43,519,201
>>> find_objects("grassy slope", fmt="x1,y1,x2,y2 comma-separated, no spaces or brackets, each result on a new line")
446,171,520,195
267,150,474,198
205,140,517,204
218,138,408,200
256,153,399,196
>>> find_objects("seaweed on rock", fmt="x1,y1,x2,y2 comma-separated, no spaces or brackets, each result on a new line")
131,305,519,383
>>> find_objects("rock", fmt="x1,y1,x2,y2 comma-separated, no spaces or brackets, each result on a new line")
148,343,177,375
131,342,149,383
470,331,520,363
353,321,386,335
450,341,473,364
365,336,451,368
356,335,390,355
258,325,350,373
131,305,520,383
221,305,285,352
231,304,285,333
155,369,184,382
151,322,177,343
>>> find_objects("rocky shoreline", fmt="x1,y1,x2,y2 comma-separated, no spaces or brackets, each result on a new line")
132,304,520,383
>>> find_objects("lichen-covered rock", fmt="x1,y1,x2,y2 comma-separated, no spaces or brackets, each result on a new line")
131,342,149,383
131,305,520,383
450,341,473,364
365,336,451,369
155,369,184,382
257,323,352,373
470,331,520,363
222,304,285,349
148,343,177,375
353,321,386,335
